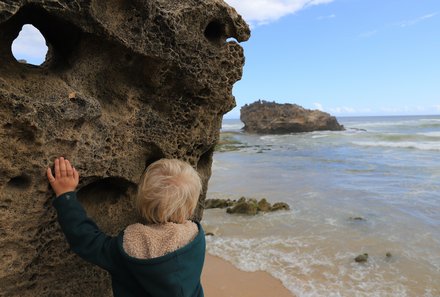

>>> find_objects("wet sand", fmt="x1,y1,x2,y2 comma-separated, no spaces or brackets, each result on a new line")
202,254,295,297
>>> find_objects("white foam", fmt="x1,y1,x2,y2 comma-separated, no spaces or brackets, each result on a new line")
346,120,419,128
312,134,330,139
211,159,233,171
221,122,244,131
325,218,339,226
352,141,440,151
205,236,435,297
417,132,440,138
260,135,280,142
420,119,440,123
344,118,440,132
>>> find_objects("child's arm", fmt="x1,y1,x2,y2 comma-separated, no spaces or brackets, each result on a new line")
47,157,119,273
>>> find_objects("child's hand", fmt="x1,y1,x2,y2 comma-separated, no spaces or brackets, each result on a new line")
47,157,80,197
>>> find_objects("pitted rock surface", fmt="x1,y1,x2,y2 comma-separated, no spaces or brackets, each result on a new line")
0,1,250,296
241,100,344,134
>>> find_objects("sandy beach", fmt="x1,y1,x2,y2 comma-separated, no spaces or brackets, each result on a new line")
202,254,294,297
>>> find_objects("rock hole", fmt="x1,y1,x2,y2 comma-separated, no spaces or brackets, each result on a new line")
4,4,83,69
78,177,136,205
143,143,166,173
197,146,214,171
7,175,32,190
204,20,226,44
11,24,48,66
193,146,215,221
77,177,139,234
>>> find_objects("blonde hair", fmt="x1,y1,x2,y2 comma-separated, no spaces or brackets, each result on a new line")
136,159,202,224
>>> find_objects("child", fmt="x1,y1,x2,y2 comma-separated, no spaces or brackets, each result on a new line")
47,157,206,297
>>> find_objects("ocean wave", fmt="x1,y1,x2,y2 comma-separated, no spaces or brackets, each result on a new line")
221,123,244,131
311,131,333,139
352,141,440,151
343,118,440,131
205,236,435,297
417,131,440,138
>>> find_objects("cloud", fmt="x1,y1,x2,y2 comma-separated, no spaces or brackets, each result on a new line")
378,105,433,114
313,102,324,111
317,14,336,20
224,0,335,26
397,12,438,28
379,106,408,113
358,30,378,39
357,12,437,40
11,24,47,64
329,106,356,114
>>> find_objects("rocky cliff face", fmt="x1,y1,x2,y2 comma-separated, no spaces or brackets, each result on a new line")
241,101,344,134
0,1,249,296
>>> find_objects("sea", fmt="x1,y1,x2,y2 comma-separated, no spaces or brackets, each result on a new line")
202,115,440,297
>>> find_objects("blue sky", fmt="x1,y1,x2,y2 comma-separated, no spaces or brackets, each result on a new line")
11,0,440,118
223,0,440,118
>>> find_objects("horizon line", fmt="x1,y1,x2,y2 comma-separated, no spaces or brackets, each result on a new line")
223,113,440,120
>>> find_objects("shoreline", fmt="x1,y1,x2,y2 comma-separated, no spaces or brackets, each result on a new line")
202,253,295,297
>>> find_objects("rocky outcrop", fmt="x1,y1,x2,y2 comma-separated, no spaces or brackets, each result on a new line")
215,132,246,152
354,253,369,263
0,1,250,296
205,197,290,215
240,100,344,134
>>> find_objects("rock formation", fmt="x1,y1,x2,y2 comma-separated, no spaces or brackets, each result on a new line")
354,253,369,263
241,100,344,134
205,197,290,215
0,1,250,296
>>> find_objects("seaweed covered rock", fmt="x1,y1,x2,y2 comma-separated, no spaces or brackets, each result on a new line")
257,198,271,212
270,202,290,212
227,199,259,215
0,1,250,296
215,132,247,152
205,197,290,215
355,253,369,263
240,100,344,134
204,198,235,209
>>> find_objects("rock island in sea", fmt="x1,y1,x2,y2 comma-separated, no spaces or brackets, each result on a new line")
240,100,344,134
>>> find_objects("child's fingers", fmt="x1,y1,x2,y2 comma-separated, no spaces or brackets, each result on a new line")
65,159,73,177
54,158,60,178
59,157,67,177
47,167,56,183
73,167,79,183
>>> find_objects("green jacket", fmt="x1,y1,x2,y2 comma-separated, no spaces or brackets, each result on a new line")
53,191,205,297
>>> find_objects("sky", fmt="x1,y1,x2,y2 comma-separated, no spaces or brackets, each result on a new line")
11,0,440,118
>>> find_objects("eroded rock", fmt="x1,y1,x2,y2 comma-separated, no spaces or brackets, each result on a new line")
349,216,366,221
240,100,344,134
204,198,235,209
205,197,290,215
257,198,271,212
271,202,290,212
354,253,369,263
0,1,250,296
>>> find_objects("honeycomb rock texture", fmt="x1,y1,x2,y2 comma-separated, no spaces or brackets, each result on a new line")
0,1,250,296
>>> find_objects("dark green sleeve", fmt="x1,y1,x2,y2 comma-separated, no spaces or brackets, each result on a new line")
52,191,119,273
